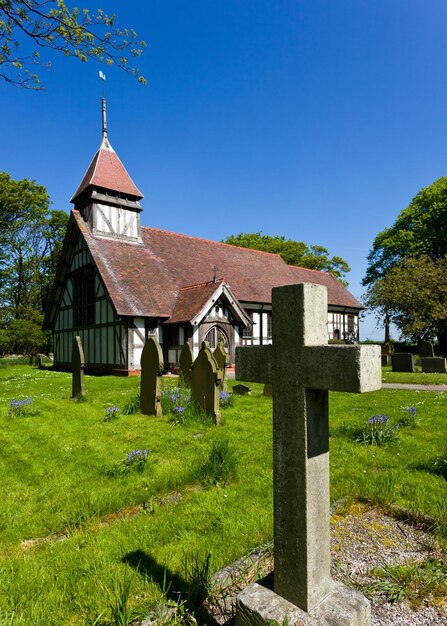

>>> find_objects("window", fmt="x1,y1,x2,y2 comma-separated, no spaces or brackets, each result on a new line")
73,270,95,327
204,326,229,351
347,315,355,334
267,312,273,338
242,311,253,338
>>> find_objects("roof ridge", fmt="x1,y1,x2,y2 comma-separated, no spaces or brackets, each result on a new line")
289,264,337,277
141,225,288,259
179,279,223,292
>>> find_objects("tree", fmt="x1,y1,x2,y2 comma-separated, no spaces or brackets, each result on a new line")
363,177,447,348
222,232,350,282
364,177,447,285
0,1,146,89
0,172,68,354
364,256,447,353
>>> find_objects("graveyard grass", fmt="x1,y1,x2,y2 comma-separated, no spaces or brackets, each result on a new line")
0,364,446,625
382,365,447,385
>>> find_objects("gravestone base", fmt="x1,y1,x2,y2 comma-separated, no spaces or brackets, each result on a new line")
236,578,371,626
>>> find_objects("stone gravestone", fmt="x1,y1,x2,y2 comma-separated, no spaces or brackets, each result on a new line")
233,384,251,395
418,340,434,358
191,341,222,425
179,342,194,387
235,283,381,626
140,338,164,416
213,341,230,392
71,336,85,398
391,352,414,372
421,357,447,374
381,355,390,366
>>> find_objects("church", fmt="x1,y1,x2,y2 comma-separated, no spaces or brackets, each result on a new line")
43,101,363,374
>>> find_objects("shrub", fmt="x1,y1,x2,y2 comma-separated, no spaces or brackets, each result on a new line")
103,405,119,422
199,437,238,486
219,390,233,408
122,395,140,415
400,405,419,428
430,448,447,480
8,397,33,418
355,414,400,446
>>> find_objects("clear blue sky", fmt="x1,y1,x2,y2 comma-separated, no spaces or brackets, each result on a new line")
3,1,447,340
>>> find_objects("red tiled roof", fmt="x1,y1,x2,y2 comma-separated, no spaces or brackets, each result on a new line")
286,265,362,310
72,212,362,318
71,139,143,202
166,280,224,324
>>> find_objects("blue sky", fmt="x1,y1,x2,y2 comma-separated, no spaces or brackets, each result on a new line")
3,1,447,340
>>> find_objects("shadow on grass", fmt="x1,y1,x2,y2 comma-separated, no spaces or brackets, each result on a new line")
123,549,213,621
123,549,186,599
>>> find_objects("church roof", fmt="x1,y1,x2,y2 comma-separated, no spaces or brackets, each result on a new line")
71,211,362,319
70,137,143,203
166,280,226,324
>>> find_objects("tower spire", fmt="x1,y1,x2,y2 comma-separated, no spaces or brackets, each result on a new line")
99,70,109,147
102,96,108,142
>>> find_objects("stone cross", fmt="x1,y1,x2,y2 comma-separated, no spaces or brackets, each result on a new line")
236,284,381,624
213,341,230,392
140,338,164,416
71,336,85,398
179,342,194,387
191,341,222,425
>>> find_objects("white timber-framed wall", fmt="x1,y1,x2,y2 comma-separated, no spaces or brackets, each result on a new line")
52,236,129,371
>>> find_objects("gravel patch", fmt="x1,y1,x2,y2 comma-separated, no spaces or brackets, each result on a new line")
205,502,447,625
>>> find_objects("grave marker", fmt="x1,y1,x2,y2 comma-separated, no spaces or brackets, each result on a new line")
418,340,434,358
235,283,381,625
179,342,194,387
71,336,85,398
233,384,251,395
191,341,222,425
213,341,230,392
421,357,447,374
140,338,164,416
391,352,414,372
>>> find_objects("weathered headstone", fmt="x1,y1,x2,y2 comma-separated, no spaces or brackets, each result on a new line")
140,338,164,416
213,341,230,392
36,354,43,369
391,352,414,372
421,357,447,374
235,283,381,626
381,354,390,366
71,336,85,398
233,384,251,395
418,340,435,358
179,342,194,387
191,341,222,425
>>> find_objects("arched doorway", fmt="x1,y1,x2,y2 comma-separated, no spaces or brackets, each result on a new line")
204,326,229,352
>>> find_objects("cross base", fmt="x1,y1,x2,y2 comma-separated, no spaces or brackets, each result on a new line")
236,578,371,626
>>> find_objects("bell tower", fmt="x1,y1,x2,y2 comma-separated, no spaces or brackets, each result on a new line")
71,96,144,243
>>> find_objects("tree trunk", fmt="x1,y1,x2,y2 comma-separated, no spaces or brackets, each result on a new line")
436,321,447,356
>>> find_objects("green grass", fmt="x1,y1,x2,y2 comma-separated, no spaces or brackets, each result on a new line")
382,365,447,385
0,364,446,624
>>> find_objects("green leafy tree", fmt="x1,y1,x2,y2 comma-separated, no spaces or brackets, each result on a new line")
0,172,68,353
0,0,146,88
364,256,447,352
363,177,447,348
222,232,350,282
